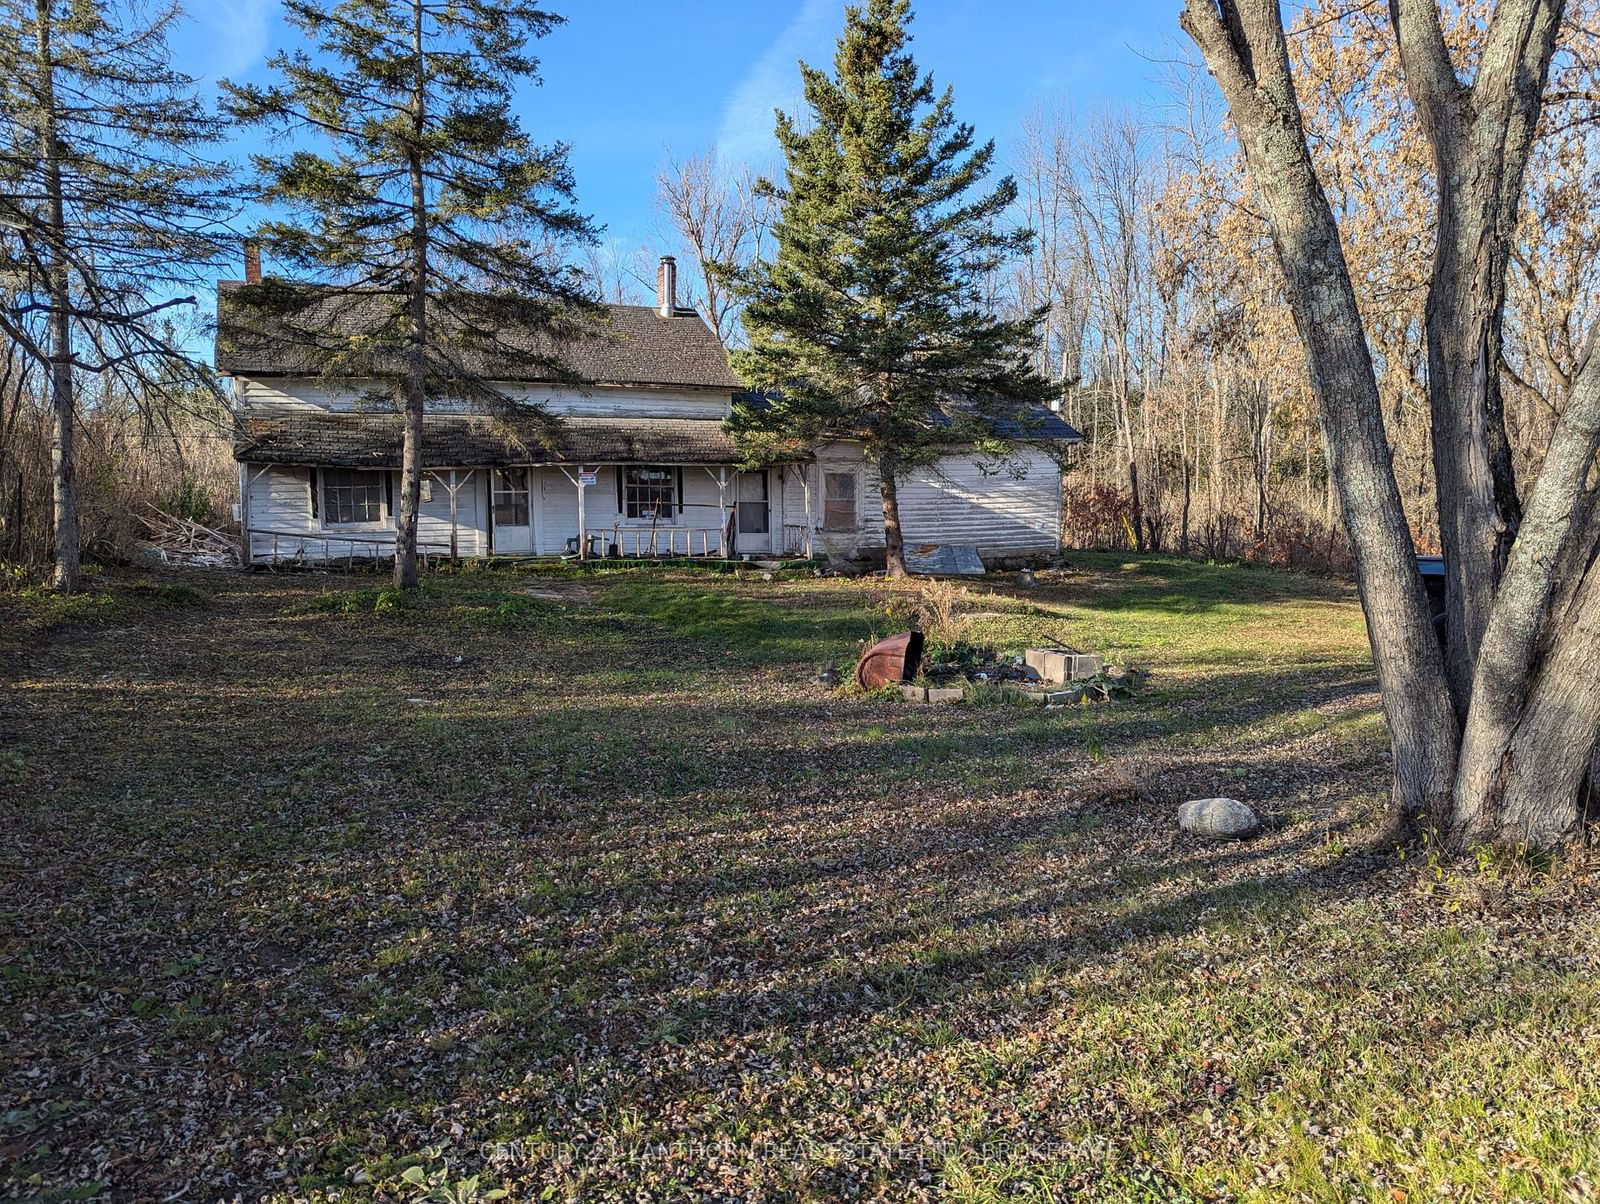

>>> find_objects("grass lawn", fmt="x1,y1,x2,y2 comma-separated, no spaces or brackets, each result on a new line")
1,552,1596,1201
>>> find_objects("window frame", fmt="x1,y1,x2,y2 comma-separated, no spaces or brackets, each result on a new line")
822,470,857,532
491,468,531,529
317,467,388,528
619,465,680,521
736,471,770,536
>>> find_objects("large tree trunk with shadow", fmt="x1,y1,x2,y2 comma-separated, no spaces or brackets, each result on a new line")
1182,0,1596,849
878,450,908,579
1391,0,1561,716
1181,0,1460,828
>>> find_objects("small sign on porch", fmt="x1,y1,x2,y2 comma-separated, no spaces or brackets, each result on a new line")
577,470,597,487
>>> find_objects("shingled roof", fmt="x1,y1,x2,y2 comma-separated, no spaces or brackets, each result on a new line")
234,412,768,468
215,281,742,391
733,390,1083,443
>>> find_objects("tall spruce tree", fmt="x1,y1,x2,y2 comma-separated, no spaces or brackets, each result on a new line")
731,0,1051,577
0,0,232,591
222,0,599,589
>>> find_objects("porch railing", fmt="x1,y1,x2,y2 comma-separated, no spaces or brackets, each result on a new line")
582,526,726,559
246,527,452,568
781,524,814,557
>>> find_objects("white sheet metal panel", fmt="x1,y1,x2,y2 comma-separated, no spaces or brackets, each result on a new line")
903,544,986,576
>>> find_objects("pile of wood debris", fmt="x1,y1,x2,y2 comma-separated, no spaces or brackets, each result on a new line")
137,508,240,569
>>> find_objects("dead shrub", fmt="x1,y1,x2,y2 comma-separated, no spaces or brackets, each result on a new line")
1062,482,1136,551
916,577,970,647
1079,761,1144,808
871,576,973,647
0,384,236,572
1060,473,1354,577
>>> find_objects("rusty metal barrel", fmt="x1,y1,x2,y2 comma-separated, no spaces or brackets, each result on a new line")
854,631,925,689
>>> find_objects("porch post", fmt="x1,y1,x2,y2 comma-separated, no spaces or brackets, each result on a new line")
717,467,731,558
801,462,815,559
448,469,459,566
576,466,589,560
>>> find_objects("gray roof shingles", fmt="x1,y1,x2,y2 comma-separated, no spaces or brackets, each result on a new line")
236,412,756,467
214,281,742,391
733,389,1083,443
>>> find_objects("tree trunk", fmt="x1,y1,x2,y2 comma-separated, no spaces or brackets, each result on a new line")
1452,331,1600,847
1126,456,1145,552
1455,556,1600,847
36,0,78,592
1182,0,1459,828
1390,0,1562,716
1179,411,1193,556
394,0,427,591
1210,369,1226,543
879,456,907,578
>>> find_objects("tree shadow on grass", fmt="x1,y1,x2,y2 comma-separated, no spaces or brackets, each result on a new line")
0,565,1402,1198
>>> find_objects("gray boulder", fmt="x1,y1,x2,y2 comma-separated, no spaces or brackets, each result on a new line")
1178,797,1261,839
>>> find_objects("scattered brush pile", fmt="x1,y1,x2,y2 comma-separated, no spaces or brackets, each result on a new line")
913,640,1146,705
137,508,239,569
858,578,1146,706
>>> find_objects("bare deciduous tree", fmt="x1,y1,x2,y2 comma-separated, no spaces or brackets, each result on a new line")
1182,0,1599,848
656,149,769,347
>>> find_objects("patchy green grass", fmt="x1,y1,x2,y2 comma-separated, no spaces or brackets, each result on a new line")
0,556,1595,1202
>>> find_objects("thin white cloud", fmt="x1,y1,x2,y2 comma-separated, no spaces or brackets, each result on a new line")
715,0,837,167
188,0,272,82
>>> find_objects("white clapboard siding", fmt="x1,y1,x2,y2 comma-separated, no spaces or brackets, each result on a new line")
533,468,578,555
781,443,1062,559
234,375,732,419
244,466,317,538
531,465,744,556
243,465,490,562
417,470,488,558
233,378,352,413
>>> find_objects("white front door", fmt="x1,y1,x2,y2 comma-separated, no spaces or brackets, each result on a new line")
491,468,534,555
735,470,771,555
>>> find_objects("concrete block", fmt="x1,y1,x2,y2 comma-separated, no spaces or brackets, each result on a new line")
926,687,965,703
1001,686,1049,705
1023,648,1072,684
900,684,928,702
1071,653,1105,680
1045,687,1086,705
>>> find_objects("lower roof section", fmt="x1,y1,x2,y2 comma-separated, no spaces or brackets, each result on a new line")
235,411,765,468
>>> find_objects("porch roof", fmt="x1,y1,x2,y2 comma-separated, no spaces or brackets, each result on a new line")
235,412,784,468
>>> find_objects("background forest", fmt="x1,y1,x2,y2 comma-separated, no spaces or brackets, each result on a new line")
634,0,1600,573
4,0,1599,576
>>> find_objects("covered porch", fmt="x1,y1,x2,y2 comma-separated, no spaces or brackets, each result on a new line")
490,461,796,561
234,412,818,566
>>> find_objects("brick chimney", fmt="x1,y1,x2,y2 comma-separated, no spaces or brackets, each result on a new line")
656,254,677,317
243,239,262,284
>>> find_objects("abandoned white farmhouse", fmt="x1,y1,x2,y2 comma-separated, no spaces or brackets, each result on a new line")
219,257,1080,566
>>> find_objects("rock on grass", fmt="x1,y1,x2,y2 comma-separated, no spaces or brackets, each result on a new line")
1178,797,1262,839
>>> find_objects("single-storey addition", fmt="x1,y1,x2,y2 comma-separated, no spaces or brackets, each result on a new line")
219,255,1081,566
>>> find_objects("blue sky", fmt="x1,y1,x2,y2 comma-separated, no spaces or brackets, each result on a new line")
172,1,1186,276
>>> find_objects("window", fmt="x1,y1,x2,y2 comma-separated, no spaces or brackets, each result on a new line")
622,466,677,519
823,471,857,531
737,472,769,535
492,469,530,527
321,468,384,525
